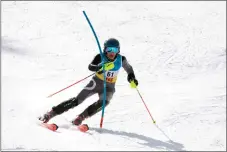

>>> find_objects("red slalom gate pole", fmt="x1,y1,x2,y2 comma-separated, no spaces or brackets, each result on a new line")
100,117,104,128
47,73,95,98
136,88,156,124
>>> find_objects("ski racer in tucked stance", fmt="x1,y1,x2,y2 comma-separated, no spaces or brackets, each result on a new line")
39,38,139,126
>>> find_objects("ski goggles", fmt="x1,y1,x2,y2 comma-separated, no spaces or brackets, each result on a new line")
105,47,119,53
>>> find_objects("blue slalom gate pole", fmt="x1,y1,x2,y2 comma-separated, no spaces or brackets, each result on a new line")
82,11,107,128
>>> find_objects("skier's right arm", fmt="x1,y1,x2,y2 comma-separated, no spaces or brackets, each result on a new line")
88,54,102,72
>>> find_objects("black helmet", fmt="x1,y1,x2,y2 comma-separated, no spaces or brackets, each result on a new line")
104,38,120,51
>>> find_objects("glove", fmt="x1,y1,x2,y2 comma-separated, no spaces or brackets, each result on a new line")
130,79,138,88
97,62,114,74
103,62,114,71
127,73,138,88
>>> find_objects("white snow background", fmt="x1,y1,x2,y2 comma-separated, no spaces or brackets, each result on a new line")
2,1,226,151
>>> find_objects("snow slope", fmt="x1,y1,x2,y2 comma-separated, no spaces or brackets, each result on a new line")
2,1,226,151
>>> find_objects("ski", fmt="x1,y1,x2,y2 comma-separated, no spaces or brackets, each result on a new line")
38,122,59,131
37,121,89,133
77,124,89,132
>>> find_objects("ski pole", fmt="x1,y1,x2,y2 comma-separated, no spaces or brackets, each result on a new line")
136,88,156,124
47,73,95,98
136,88,174,141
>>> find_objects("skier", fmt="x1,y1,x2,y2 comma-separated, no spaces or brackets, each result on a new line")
39,38,139,126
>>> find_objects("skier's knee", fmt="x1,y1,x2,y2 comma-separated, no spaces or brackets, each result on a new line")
105,100,110,106
98,100,110,107
86,100,110,117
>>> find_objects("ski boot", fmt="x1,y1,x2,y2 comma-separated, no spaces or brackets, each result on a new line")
72,115,86,126
39,110,57,123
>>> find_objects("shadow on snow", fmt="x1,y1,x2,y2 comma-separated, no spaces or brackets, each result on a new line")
90,127,185,151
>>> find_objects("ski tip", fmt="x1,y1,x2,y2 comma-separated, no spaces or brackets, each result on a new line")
41,123,58,131
78,124,89,132
52,123,59,131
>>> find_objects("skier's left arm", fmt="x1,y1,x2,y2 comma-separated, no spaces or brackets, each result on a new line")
122,56,138,88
